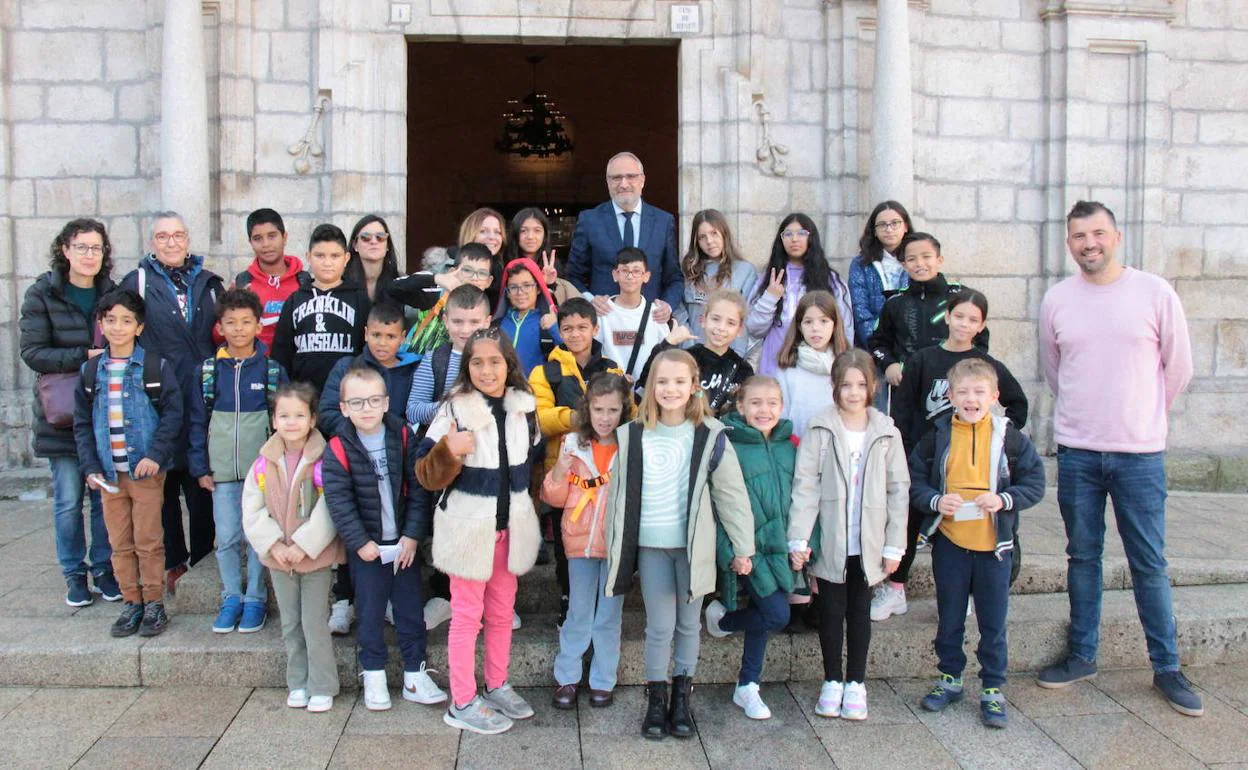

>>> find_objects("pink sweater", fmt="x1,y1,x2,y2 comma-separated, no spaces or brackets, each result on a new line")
1039,267,1192,453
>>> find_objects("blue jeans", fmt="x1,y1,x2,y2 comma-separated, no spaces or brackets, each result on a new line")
212,481,265,604
350,552,427,672
719,576,789,686
49,456,110,578
932,533,1011,689
1056,447,1179,673
553,557,625,690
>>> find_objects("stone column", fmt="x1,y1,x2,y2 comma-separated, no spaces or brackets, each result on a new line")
160,0,210,240
870,0,915,205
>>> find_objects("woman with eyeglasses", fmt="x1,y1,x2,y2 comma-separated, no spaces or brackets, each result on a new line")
746,214,853,376
674,209,758,357
19,219,122,608
848,202,912,349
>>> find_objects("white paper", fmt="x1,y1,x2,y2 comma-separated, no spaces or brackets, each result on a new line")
377,544,402,565
954,502,985,521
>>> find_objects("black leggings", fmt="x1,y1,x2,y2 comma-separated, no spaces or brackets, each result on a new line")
889,507,926,586
815,557,872,683
544,508,569,598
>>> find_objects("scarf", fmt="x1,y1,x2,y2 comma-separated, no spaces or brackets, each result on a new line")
796,342,834,375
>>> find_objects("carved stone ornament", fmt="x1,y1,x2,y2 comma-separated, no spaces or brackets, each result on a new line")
754,100,790,177
288,94,332,175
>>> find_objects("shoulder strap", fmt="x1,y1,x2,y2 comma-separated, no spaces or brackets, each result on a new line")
234,271,252,289
201,359,216,413
543,360,563,392
708,429,728,474
265,359,281,402
142,355,163,403
328,436,350,473
624,298,653,377
82,357,99,396
253,455,268,491
137,265,146,300
431,344,453,403
312,459,323,491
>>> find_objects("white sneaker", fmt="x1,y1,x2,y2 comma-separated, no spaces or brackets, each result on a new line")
512,611,522,630
704,599,730,638
733,682,771,720
403,663,448,705
482,682,534,719
362,669,391,711
444,695,513,735
424,597,452,631
287,689,309,708
307,695,333,713
328,599,353,635
815,680,844,718
870,584,908,622
841,681,868,720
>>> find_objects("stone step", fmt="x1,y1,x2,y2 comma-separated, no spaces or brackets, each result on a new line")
167,547,1248,616
6,583,1247,690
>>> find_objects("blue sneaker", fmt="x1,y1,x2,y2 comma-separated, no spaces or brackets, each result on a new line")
238,601,267,633
93,571,122,602
212,596,243,633
65,574,93,607
980,688,1008,728
921,673,964,712
1037,656,1097,688
1154,671,1204,717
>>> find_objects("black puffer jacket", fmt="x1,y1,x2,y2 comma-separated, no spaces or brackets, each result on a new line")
19,269,116,457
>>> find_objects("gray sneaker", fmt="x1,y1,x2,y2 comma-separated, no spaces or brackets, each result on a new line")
443,696,513,735
1037,656,1097,689
483,682,535,719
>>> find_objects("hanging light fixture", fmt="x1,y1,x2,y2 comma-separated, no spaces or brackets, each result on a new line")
496,56,574,158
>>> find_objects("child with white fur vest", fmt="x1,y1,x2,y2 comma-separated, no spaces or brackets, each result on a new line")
415,329,544,736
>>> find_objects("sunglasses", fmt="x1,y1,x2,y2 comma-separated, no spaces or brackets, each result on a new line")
357,231,389,243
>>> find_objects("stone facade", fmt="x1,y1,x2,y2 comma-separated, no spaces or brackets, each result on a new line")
0,0,1245,470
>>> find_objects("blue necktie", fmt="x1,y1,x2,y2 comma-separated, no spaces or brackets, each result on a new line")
622,210,635,249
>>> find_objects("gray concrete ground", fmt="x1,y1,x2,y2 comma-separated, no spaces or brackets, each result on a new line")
1,669,1247,769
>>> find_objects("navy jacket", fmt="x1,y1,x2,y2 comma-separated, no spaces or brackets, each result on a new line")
120,255,223,469
317,348,421,436
322,413,426,551
566,200,683,309
187,342,289,481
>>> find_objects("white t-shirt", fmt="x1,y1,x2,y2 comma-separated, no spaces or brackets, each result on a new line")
596,297,670,380
845,428,867,557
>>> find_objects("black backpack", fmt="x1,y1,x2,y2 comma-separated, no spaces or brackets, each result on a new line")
1003,427,1026,586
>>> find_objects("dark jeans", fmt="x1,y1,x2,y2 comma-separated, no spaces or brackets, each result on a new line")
931,532,1011,689
718,576,790,686
332,564,354,603
49,456,110,578
162,469,214,569
349,551,427,672
814,557,872,683
544,507,570,598
1056,447,1179,673
889,506,925,585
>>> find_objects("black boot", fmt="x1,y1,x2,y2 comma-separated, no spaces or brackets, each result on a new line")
668,675,695,738
641,681,669,740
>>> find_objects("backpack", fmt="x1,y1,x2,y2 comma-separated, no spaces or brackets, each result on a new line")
430,344,454,404
1002,426,1026,586
253,455,324,519
82,354,164,406
327,427,411,497
201,356,283,415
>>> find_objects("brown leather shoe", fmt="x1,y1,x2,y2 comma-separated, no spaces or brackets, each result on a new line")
552,683,578,710
588,688,614,708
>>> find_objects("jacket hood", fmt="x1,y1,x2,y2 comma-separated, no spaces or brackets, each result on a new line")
721,410,794,445
362,345,420,372
260,429,326,463
807,404,897,438
446,387,537,432
494,256,557,319
247,255,304,285
144,252,205,276
906,271,950,299
213,340,271,361
44,269,116,297
547,339,607,370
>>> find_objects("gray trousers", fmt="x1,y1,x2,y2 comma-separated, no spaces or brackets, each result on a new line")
271,567,340,697
638,547,701,681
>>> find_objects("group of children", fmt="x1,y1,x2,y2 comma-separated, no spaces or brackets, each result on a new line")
68,206,1045,737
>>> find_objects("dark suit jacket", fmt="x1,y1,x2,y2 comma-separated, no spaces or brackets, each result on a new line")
566,200,683,308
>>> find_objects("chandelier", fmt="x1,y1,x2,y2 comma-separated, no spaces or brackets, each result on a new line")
496,56,574,158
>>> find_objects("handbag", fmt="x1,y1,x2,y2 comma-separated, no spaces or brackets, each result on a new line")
37,372,80,429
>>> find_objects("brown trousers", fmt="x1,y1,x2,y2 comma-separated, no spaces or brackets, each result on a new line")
102,472,166,604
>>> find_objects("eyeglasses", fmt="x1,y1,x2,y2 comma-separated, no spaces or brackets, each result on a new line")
154,231,188,244
607,173,643,185
458,267,491,281
506,282,537,295
343,394,387,411
615,268,647,278
69,243,104,256
358,231,389,243
875,220,906,232
781,229,811,240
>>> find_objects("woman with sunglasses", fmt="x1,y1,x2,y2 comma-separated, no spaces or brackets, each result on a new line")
847,202,912,349
746,214,853,376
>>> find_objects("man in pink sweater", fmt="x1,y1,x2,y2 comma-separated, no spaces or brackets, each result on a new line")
1035,201,1200,717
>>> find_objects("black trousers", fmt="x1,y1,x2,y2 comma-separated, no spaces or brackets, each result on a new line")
815,557,872,683
889,507,926,585
162,469,214,570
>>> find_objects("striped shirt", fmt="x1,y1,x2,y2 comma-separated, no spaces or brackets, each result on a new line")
107,357,129,472
406,348,461,427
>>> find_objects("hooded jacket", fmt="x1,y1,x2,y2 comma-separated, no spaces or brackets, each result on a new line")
787,406,910,587
541,432,615,560
270,279,370,393
233,256,307,350
415,388,544,581
529,340,623,470
496,257,562,376
188,342,289,481
867,273,989,371
604,417,756,601
909,413,1046,561
637,341,753,416
19,269,116,458
241,431,344,573
317,347,421,436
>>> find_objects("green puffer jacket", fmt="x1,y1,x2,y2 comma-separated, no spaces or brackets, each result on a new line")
715,412,814,610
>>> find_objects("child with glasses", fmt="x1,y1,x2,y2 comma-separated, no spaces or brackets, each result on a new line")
323,364,446,712
495,257,561,377
596,247,673,389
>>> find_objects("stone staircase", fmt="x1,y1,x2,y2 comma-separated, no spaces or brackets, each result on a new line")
2,492,1247,690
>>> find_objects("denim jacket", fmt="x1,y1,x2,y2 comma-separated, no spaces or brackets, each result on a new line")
72,344,184,482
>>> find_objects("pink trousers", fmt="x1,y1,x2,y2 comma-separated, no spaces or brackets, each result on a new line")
448,530,518,707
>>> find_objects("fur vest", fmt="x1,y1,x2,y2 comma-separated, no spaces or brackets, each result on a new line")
416,387,543,581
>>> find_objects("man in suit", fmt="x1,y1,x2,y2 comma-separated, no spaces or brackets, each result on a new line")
566,152,681,323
